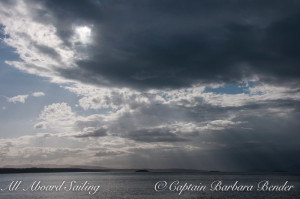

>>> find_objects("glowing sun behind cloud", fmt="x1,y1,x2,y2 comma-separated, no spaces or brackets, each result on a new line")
73,26,92,44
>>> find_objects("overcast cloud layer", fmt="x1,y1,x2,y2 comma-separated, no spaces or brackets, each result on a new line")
0,0,299,171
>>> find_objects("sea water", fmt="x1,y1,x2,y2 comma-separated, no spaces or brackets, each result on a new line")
0,172,299,199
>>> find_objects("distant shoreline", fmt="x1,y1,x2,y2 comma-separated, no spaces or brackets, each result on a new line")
0,168,108,174
0,168,203,174
0,168,299,175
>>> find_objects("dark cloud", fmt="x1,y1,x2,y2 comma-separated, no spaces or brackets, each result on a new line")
34,123,45,129
95,150,125,157
75,127,108,138
34,43,61,60
112,99,300,170
0,0,17,7
205,114,300,172
26,0,300,89
125,128,187,142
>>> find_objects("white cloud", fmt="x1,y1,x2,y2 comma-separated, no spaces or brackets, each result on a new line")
63,81,300,115
8,95,28,103
0,0,77,84
37,103,77,135
6,91,46,104
39,103,75,121
32,92,45,97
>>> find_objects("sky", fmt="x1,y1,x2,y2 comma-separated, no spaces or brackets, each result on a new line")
0,0,299,171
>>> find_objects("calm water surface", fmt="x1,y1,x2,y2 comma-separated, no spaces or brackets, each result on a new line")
0,172,299,199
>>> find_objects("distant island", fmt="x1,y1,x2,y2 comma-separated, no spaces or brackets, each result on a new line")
135,169,149,172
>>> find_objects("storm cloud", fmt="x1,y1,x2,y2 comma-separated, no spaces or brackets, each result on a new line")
13,0,298,89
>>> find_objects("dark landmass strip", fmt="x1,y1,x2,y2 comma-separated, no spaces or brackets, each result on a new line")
0,168,299,175
0,168,108,174
135,169,149,172
0,168,208,174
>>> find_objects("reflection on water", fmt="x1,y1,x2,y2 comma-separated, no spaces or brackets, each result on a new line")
0,172,299,199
